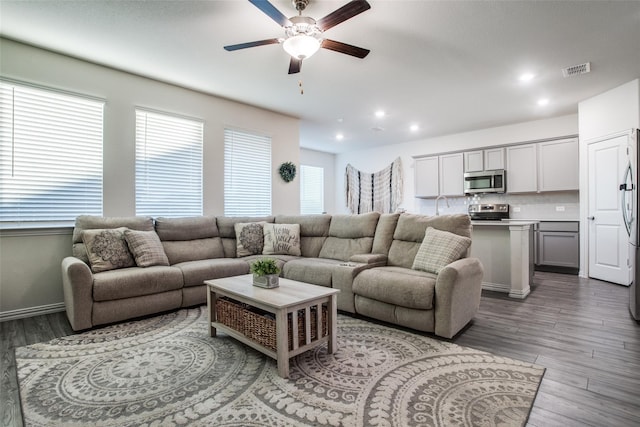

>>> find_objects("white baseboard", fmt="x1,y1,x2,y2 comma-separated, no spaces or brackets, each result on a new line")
0,302,66,322
481,282,511,294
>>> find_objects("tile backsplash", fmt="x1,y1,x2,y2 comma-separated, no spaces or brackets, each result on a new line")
414,191,579,220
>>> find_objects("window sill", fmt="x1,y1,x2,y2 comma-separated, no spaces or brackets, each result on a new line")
0,223,73,237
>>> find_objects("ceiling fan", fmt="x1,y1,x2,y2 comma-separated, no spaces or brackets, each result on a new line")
224,0,371,74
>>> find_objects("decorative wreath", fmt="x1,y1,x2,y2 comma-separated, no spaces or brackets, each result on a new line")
279,162,297,182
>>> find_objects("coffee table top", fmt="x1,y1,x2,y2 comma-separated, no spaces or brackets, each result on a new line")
205,274,339,309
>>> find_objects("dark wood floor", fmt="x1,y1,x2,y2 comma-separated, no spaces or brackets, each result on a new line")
1,272,639,427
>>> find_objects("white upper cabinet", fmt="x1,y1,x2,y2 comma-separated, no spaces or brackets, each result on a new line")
415,156,439,198
464,151,484,172
484,147,505,170
506,144,538,193
439,153,464,196
538,138,579,191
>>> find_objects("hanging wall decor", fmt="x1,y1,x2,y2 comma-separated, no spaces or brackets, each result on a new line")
279,162,297,182
345,157,403,214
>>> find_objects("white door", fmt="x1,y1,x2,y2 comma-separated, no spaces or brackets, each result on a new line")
587,134,631,285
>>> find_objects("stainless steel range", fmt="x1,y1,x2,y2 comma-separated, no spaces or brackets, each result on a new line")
468,204,509,221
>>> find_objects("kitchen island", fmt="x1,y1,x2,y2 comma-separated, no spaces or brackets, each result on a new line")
470,220,538,298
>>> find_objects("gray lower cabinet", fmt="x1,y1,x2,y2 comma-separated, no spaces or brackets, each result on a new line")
535,221,579,273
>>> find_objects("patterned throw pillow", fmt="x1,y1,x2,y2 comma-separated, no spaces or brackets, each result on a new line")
263,223,301,256
412,227,471,274
82,227,136,273
235,222,265,257
124,229,170,267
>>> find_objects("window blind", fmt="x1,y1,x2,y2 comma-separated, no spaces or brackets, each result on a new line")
224,128,271,216
135,109,203,217
300,164,324,214
0,81,104,226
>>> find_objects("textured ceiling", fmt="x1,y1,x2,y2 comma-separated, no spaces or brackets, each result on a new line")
1,1,639,153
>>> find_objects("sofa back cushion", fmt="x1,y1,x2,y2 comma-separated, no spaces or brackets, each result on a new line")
318,212,380,261
155,216,224,264
216,216,275,257
72,215,154,264
387,213,472,268
371,213,401,255
275,214,331,258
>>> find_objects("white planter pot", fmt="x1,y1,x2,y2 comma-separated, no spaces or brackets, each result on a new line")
253,273,279,288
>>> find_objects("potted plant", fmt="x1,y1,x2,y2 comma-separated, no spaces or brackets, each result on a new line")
250,258,281,288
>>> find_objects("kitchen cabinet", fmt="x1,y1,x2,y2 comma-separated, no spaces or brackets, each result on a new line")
535,221,579,273
538,138,579,191
506,143,538,193
439,153,464,196
484,147,505,170
464,151,484,172
415,153,463,198
464,148,505,172
415,156,439,197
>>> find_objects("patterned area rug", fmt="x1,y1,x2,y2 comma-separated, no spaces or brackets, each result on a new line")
16,308,544,426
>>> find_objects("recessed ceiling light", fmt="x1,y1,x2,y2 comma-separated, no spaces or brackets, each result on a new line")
519,73,535,82
410,124,419,132
375,110,385,118
337,118,343,123
336,133,344,140
537,98,550,106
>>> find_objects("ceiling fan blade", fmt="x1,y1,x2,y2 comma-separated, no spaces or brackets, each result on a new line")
316,0,371,31
321,39,370,58
224,38,281,51
288,58,302,74
249,0,292,27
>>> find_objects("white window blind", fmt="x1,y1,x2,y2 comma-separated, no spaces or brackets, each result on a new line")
0,81,104,226
300,164,324,214
224,128,271,216
135,109,203,217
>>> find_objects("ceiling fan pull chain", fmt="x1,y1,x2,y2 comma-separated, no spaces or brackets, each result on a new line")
299,80,304,95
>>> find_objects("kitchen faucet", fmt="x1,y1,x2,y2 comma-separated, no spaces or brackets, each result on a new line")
435,195,449,216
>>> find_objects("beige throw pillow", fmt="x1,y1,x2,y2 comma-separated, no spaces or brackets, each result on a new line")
235,222,265,257
82,227,136,273
412,227,471,274
124,229,169,267
263,223,301,256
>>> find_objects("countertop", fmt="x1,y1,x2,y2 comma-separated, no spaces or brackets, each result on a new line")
471,220,539,227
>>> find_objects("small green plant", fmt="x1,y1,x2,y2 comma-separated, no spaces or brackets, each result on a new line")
250,258,281,276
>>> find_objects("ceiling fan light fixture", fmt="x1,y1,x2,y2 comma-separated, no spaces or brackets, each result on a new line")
283,34,321,59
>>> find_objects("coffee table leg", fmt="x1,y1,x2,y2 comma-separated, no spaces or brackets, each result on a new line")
328,294,337,354
275,309,289,378
207,288,217,338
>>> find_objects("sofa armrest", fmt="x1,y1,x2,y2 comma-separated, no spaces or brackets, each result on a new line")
61,256,94,331
434,257,484,338
349,253,387,265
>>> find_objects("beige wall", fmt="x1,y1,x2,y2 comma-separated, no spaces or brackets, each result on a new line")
0,38,300,316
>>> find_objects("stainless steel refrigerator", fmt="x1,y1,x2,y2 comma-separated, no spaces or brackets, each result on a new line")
621,129,640,321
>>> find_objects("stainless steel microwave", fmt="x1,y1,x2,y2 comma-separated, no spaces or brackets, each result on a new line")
464,169,506,194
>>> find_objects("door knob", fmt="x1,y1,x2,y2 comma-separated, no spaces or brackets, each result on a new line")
587,216,595,220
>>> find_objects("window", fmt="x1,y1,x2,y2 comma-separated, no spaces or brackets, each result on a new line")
224,128,271,216
135,109,203,217
300,165,324,214
0,80,104,226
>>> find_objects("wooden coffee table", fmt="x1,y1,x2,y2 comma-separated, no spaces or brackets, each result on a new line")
205,274,339,378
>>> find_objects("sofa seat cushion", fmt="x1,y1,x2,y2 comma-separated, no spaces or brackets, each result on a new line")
283,258,345,287
174,259,250,287
352,266,436,310
93,266,183,301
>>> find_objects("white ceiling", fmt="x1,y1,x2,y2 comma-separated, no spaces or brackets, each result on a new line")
1,1,639,153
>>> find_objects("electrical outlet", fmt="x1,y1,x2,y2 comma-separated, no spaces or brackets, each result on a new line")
512,206,521,212
556,206,565,212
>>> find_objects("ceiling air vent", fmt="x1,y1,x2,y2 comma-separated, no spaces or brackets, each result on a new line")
562,62,591,78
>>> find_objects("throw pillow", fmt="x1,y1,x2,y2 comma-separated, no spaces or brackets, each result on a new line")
235,222,265,257
412,227,471,274
124,229,170,267
82,227,136,273
263,223,301,256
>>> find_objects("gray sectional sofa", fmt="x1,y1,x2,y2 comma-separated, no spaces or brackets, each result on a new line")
62,212,484,338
